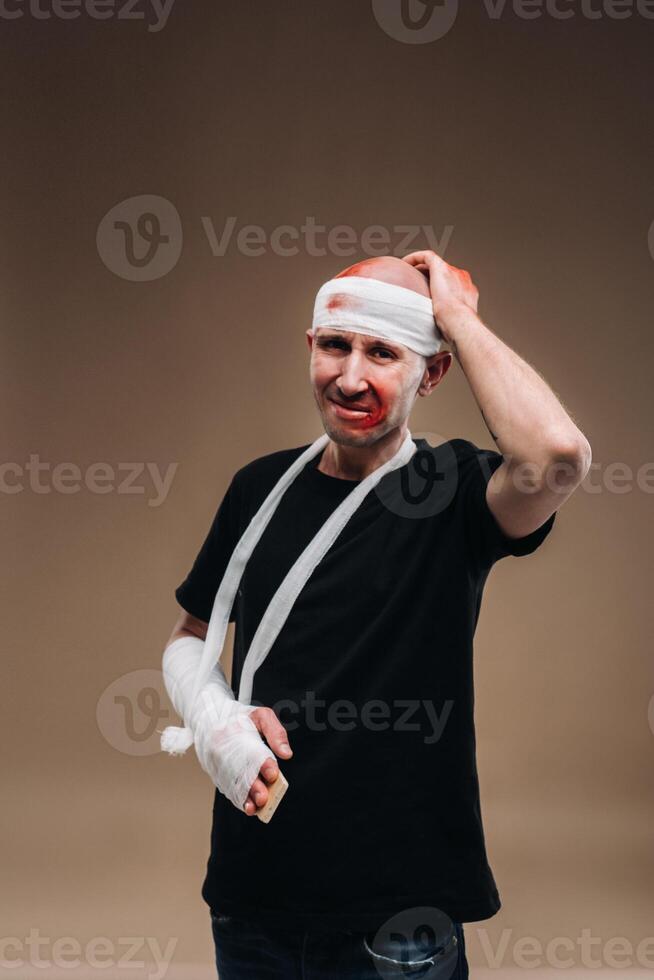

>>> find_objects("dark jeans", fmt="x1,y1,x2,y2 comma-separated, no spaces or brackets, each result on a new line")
210,911,469,979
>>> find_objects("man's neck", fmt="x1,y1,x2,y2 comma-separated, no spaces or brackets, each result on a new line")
317,425,410,481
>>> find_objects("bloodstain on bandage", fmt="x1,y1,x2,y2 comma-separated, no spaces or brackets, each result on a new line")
326,294,349,312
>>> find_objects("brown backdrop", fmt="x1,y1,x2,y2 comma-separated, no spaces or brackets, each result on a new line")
2,1,652,976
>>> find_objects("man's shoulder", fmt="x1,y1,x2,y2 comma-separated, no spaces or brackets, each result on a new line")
411,439,505,506
229,437,504,493
232,437,501,477
232,442,312,490
447,437,496,459
418,436,502,467
445,439,506,490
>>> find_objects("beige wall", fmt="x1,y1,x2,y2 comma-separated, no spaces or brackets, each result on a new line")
2,1,652,975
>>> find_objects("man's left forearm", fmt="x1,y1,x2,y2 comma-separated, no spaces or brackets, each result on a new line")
441,303,591,474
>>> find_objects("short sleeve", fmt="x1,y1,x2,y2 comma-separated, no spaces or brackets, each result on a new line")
455,443,556,570
174,474,242,623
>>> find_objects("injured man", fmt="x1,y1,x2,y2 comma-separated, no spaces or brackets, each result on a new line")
160,250,591,979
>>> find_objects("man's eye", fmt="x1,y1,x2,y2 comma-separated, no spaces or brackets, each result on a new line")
318,340,394,359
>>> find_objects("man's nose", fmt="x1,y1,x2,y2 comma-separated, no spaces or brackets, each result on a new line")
337,352,370,396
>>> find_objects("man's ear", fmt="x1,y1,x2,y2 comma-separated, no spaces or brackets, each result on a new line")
306,329,314,351
419,351,452,395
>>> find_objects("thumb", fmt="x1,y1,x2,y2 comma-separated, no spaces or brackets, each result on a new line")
250,706,293,760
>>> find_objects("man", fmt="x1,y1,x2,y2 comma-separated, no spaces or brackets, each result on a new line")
163,251,591,979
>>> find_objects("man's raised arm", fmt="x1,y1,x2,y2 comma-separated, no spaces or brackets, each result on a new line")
403,249,592,539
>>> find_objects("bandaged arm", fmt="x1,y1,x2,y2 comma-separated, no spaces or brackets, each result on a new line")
161,634,276,812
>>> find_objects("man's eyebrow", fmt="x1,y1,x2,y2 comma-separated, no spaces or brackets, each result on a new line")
315,331,404,355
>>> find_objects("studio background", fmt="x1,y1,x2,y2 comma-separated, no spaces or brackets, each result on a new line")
2,2,652,976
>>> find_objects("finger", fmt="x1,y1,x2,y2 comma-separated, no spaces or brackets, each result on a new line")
402,250,440,268
248,777,269,809
257,708,293,760
244,796,256,816
260,757,280,785
401,250,428,267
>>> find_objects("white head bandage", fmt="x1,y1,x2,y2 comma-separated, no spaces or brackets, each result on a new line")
312,275,444,356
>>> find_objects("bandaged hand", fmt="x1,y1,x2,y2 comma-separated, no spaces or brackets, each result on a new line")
161,635,292,815
195,702,292,816
232,706,293,816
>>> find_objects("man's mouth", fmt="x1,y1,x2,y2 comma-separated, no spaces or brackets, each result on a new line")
327,396,373,419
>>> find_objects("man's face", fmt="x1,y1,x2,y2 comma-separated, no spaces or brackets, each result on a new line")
306,327,425,448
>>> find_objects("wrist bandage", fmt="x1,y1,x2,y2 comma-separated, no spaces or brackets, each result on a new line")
161,634,275,810
312,275,444,356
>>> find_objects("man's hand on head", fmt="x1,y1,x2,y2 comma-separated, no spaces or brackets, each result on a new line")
402,250,479,343
243,706,293,816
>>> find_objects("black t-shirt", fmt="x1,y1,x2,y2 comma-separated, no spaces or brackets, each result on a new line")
174,437,556,931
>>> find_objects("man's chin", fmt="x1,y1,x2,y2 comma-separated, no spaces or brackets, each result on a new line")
320,416,383,448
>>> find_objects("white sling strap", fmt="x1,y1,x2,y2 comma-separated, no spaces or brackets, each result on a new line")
164,430,417,746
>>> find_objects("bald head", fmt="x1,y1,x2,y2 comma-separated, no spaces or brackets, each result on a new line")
334,256,431,301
